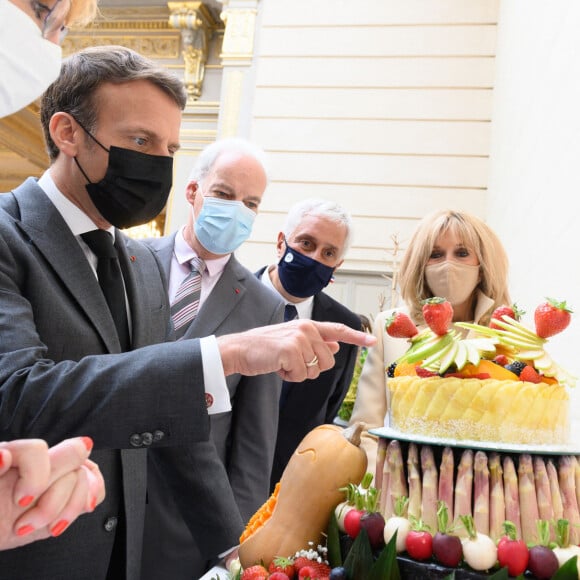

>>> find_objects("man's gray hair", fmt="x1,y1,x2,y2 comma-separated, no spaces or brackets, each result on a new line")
188,138,269,185
283,198,353,258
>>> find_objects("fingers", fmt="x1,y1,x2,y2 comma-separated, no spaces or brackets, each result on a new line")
46,436,94,486
83,459,106,511
0,437,92,508
13,471,80,540
0,447,13,476
13,459,102,542
314,321,377,348
0,439,51,507
46,468,90,537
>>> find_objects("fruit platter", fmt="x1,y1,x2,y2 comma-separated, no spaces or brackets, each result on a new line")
230,299,580,579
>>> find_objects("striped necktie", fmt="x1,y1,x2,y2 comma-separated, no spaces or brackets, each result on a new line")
170,257,205,339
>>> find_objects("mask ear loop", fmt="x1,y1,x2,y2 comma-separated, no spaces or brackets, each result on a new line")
70,115,110,184
72,116,110,153
73,156,92,183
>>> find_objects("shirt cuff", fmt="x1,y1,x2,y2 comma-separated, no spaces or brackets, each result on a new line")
200,336,231,415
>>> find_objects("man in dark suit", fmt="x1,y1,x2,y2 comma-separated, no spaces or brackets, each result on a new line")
144,138,284,578
257,199,362,491
0,46,374,580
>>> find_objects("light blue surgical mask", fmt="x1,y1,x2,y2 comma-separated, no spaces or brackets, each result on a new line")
194,196,256,255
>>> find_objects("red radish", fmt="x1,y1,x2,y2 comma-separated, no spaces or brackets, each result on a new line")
344,508,364,539
497,520,529,576
405,518,433,561
432,501,462,568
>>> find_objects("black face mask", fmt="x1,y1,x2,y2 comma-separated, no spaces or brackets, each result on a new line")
73,123,173,229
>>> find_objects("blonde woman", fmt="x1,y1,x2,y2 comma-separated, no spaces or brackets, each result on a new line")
349,209,511,477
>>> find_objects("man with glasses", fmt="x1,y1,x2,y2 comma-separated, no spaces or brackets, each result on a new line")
0,0,98,117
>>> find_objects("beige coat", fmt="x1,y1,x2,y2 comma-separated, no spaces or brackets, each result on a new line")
349,290,495,479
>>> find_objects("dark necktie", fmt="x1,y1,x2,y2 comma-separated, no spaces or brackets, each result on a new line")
170,257,205,339
280,304,299,407
284,304,298,322
81,230,130,351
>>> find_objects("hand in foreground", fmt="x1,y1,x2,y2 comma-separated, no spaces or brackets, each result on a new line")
0,437,105,551
218,319,376,382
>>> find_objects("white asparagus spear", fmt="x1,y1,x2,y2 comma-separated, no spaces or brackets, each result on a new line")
420,445,438,532
558,455,580,545
380,440,392,518
388,440,408,518
547,459,564,521
503,456,522,539
489,452,505,542
454,449,474,537
407,443,422,520
438,447,455,523
573,455,580,524
534,456,554,531
375,437,387,492
473,451,490,536
518,454,539,544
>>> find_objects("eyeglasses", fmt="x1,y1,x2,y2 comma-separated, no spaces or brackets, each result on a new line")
31,0,70,44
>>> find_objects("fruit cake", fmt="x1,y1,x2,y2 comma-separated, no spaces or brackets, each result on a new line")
385,299,575,446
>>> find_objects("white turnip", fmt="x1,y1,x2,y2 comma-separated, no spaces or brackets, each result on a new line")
460,515,497,571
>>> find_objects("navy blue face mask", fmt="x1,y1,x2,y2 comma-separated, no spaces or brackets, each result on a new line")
277,239,335,298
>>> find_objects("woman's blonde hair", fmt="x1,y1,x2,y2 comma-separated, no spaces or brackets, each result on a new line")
67,0,99,28
398,209,510,325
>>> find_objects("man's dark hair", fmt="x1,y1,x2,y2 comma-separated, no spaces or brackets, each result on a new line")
41,45,187,161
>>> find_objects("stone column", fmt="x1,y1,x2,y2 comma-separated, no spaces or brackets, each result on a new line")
218,0,260,137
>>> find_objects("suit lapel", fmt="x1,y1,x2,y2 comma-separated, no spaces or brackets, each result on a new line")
116,235,155,348
311,293,330,322
13,181,122,352
146,233,174,282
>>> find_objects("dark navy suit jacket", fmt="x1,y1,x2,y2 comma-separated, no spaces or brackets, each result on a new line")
255,266,361,490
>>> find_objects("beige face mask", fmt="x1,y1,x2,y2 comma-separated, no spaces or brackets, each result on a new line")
424,261,480,306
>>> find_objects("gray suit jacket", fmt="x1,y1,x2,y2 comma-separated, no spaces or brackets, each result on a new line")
0,179,240,580
148,235,284,517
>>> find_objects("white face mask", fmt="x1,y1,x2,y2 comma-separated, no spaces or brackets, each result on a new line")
0,1,62,119
425,261,480,307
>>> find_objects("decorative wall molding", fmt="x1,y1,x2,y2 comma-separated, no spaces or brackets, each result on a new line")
168,2,223,101
220,4,258,63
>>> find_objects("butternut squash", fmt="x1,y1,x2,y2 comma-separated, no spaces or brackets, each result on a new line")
238,422,368,569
